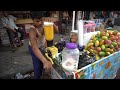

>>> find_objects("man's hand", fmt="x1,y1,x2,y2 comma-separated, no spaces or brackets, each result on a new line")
12,29,16,33
43,60,52,73
4,26,17,33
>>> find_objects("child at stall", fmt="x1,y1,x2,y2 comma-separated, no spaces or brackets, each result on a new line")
70,32,78,43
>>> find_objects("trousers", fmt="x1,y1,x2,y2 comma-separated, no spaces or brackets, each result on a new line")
6,27,25,46
28,45,43,79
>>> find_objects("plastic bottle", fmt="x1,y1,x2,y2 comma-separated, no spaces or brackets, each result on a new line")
61,43,79,73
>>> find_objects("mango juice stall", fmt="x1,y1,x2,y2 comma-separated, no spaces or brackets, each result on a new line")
49,11,120,79
50,30,120,79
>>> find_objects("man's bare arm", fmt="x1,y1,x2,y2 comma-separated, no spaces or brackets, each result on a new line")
4,26,16,32
29,27,48,64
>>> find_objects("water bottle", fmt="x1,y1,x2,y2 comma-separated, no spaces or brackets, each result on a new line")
61,43,79,73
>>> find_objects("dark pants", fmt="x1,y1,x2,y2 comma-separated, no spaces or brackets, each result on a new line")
28,45,43,79
15,27,25,40
6,27,25,46
6,29,14,46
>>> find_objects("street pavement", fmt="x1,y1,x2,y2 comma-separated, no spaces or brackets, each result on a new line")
0,39,33,79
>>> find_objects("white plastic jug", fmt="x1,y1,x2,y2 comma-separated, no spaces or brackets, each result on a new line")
61,43,79,72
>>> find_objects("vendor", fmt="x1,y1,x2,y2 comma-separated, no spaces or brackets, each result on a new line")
28,16,59,79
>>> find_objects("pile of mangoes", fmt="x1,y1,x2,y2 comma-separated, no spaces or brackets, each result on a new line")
85,30,120,60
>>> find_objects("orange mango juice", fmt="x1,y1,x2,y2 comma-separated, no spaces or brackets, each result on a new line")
43,22,54,41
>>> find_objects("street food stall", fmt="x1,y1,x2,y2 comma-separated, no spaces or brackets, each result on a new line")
48,11,120,79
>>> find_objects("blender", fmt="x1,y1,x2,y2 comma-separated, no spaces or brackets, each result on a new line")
43,22,58,64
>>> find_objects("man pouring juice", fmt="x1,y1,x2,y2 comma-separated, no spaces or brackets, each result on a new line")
28,16,59,79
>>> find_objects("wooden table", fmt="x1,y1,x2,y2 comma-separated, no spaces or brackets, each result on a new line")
15,18,34,39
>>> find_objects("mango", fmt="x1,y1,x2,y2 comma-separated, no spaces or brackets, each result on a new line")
106,52,111,56
111,42,117,47
89,40,93,43
91,35,95,39
117,39,120,42
108,31,112,36
96,47,101,52
100,31,106,36
106,33,109,37
97,31,101,35
110,35,115,41
112,30,118,35
97,34,101,38
95,40,99,47
98,38,102,41
117,48,120,51
102,36,108,40
99,51,106,57
101,56,105,59
109,49,114,53
99,40,104,45
104,48,111,52
87,43,94,47
113,48,117,52
115,45,119,49
89,46,94,49
95,54,100,60
93,50,98,54
114,36,118,40
109,44,114,49
89,49,94,53
118,42,120,47
101,45,105,51
105,44,109,48
93,38,97,43
104,40,112,45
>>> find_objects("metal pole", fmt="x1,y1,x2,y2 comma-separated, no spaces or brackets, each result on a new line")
72,11,75,31
82,11,84,20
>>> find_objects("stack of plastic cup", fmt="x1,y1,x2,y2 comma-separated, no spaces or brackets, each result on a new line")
83,24,88,34
87,24,92,33
91,23,96,32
